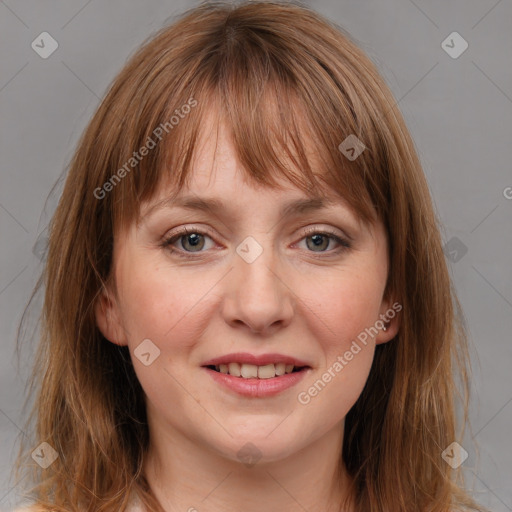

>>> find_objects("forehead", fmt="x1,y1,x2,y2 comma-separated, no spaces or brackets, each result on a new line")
140,121,356,222
141,103,348,212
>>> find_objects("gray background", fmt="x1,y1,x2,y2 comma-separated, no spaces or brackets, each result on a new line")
1,0,511,510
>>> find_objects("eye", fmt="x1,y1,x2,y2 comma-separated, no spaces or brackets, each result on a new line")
297,226,351,254
161,225,351,259
161,227,216,258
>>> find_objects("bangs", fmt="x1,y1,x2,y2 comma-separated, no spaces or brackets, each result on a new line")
108,5,390,235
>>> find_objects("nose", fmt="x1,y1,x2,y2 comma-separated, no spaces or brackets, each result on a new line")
221,237,294,336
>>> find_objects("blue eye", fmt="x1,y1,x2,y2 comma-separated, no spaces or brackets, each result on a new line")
162,227,214,255
161,226,351,259
299,226,351,253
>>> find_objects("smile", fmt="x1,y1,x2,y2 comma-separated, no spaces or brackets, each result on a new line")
206,362,306,379
201,353,312,397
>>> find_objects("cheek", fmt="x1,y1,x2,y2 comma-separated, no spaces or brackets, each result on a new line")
293,264,384,412
115,255,217,351
299,266,385,352
114,258,219,408
295,272,380,420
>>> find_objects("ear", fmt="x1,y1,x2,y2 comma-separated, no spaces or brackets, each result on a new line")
94,283,128,346
375,297,402,345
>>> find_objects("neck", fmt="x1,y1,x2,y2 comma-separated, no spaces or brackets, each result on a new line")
142,411,356,512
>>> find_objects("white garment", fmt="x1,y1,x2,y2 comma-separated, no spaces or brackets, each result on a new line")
127,492,147,511
127,503,146,511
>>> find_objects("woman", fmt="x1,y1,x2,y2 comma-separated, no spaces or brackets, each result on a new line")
14,1,487,511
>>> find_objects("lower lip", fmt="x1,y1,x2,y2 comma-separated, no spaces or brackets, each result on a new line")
203,367,310,398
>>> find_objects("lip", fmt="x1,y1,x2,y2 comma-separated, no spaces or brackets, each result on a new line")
201,352,312,398
201,352,311,367
203,366,311,398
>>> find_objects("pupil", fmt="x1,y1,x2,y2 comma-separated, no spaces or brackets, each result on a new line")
183,233,204,251
308,234,327,251
188,234,200,246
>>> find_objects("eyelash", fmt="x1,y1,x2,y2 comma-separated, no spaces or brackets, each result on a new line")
160,226,351,260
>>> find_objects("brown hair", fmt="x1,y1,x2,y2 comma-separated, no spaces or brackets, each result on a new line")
15,1,486,511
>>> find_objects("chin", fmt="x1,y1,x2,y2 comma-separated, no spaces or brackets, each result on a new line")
210,430,303,467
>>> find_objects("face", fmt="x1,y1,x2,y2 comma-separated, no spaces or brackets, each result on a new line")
95,112,399,467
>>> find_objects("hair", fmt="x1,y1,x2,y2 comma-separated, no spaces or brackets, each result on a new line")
14,1,487,511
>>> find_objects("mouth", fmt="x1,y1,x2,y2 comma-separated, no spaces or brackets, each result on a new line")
200,353,312,396
204,362,310,379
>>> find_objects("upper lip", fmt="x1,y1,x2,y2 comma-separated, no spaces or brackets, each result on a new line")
201,352,311,367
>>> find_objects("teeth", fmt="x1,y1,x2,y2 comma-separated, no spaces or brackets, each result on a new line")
228,362,241,377
213,362,301,378
258,364,276,379
241,364,258,378
275,363,286,376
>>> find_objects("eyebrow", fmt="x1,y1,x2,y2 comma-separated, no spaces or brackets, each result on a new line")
142,194,343,220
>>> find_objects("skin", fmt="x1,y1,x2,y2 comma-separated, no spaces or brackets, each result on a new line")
95,109,399,512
